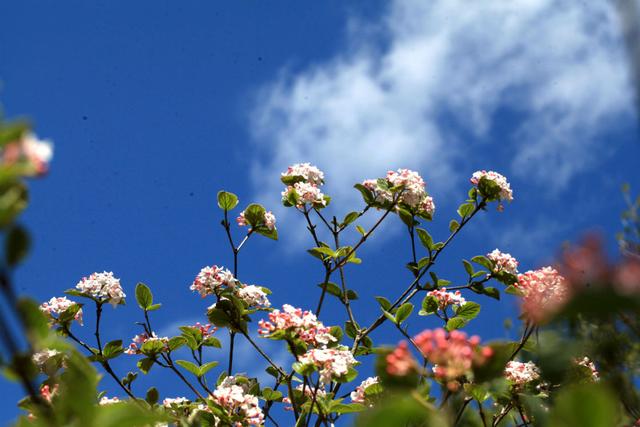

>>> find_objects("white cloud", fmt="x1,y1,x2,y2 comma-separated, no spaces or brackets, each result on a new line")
248,0,632,211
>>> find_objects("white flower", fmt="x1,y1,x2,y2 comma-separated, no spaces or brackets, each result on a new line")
211,377,264,426
298,347,358,383
505,361,540,385
163,397,189,407
237,285,271,308
32,349,62,369
39,297,83,325
350,376,379,405
487,249,519,275
470,170,513,202
189,265,235,297
99,396,120,405
75,272,125,307
282,163,324,185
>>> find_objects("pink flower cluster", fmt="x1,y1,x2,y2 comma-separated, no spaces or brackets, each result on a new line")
211,376,264,426
281,163,327,208
487,249,519,275
516,267,569,323
39,296,83,325
350,376,379,405
386,341,416,376
413,329,493,388
298,347,357,383
504,361,541,385
1,132,53,176
427,288,467,310
363,169,436,217
237,210,277,230
191,322,216,338
75,271,126,307
190,265,236,297
258,304,335,347
470,170,513,203
40,384,58,403
124,332,169,355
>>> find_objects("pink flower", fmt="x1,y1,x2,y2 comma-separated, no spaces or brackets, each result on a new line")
281,163,324,186
386,341,416,376
237,285,271,308
39,296,83,325
237,210,277,231
363,169,435,218
75,272,126,307
298,347,358,383
516,267,569,323
1,132,53,177
124,332,169,355
504,361,540,385
189,265,236,297
470,170,513,203
211,376,264,426
281,182,327,208
350,376,379,405
191,322,217,339
487,249,519,275
614,258,640,295
258,304,335,347
427,288,467,311
40,384,58,403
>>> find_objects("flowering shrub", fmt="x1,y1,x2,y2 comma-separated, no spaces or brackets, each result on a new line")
1,109,639,427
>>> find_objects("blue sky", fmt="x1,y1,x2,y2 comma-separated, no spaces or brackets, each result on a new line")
1,0,639,424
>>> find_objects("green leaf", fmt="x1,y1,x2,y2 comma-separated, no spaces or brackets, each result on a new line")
243,203,266,227
318,282,342,298
457,203,475,218
342,211,360,227
483,287,500,300
292,361,316,376
463,260,474,276
199,361,219,376
395,303,414,324
137,357,154,374
168,336,187,352
217,191,239,211
420,295,439,315
356,225,366,236
254,226,278,240
203,337,222,348
5,225,30,267
262,387,283,401
332,402,367,414
445,317,467,331
455,302,481,320
463,383,488,402
354,184,375,205
335,367,359,383
375,296,391,311
382,310,397,325
397,208,415,227
345,321,359,339
135,283,153,310
103,340,124,359
505,285,524,296
549,384,619,427
345,289,359,300
415,228,433,250
145,387,159,405
308,246,336,259
175,360,201,377
448,220,459,233
147,303,162,311
207,308,232,327
471,255,493,271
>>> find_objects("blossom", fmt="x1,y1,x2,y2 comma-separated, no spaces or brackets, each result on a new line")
258,304,336,347
504,361,541,385
211,376,264,426
615,258,640,295
350,376,379,405
40,384,58,403
470,170,513,203
237,210,277,231
487,249,519,275
386,341,416,376
575,357,599,381
362,179,393,204
124,332,169,355
281,182,327,208
1,132,53,176
281,163,324,186
282,384,327,410
191,322,216,339
99,396,120,405
237,285,271,308
32,349,63,370
426,288,467,310
75,272,126,307
516,267,569,323
163,397,190,407
190,265,235,297
39,296,83,325
363,169,435,217
298,347,358,383
413,329,492,388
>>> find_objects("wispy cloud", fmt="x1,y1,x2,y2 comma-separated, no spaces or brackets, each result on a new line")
249,0,632,213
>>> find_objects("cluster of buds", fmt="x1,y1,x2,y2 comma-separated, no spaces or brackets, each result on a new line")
413,329,493,389
470,170,513,209
427,288,467,311
237,210,276,230
297,347,358,383
211,376,264,426
350,376,379,405
516,267,569,324
504,361,541,386
281,163,328,209
124,332,169,355
362,169,436,218
258,304,336,347
75,271,126,307
39,296,83,325
487,249,519,275
1,132,53,177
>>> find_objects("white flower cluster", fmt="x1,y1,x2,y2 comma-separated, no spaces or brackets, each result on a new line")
298,347,358,383
504,361,541,385
32,349,63,370
163,397,190,407
487,249,519,275
237,210,277,230
236,285,271,308
75,272,126,307
190,265,236,297
99,396,120,405
281,163,327,208
426,288,467,310
470,170,513,203
211,376,264,426
363,169,435,217
350,376,379,405
39,296,83,324
258,304,336,347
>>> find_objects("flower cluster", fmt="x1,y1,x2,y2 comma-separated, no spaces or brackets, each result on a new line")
258,304,335,347
191,322,216,339
236,285,271,308
363,169,436,218
413,329,493,388
211,376,264,426
427,288,467,310
470,170,513,205
190,265,236,297
39,296,83,325
124,332,169,355
237,210,276,230
163,397,190,407
75,272,126,307
32,349,63,371
386,341,416,376
99,396,120,405
281,163,327,209
504,361,541,385
350,376,379,405
298,347,358,383
40,384,58,403
516,267,569,323
487,249,519,275
575,357,599,381
1,132,53,177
